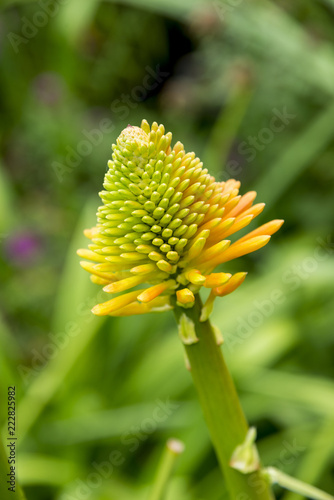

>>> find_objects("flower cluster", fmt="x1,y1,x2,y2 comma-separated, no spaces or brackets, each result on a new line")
77,120,283,319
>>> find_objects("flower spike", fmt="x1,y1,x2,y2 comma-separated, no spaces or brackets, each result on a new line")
78,120,283,317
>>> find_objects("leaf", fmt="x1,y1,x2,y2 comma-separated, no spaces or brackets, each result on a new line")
254,101,334,207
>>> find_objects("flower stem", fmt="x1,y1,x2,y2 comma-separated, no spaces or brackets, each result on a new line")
265,467,334,500
148,438,184,500
172,294,274,500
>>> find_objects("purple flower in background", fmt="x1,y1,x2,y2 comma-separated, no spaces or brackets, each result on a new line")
4,231,42,266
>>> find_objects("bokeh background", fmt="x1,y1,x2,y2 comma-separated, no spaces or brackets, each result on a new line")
1,1,334,499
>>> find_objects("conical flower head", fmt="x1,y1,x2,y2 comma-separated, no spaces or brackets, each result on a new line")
78,120,283,318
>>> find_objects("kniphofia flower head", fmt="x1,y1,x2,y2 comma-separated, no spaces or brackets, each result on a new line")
77,120,283,319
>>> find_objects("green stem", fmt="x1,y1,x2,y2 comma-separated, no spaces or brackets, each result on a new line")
148,438,184,500
172,295,274,500
265,467,334,500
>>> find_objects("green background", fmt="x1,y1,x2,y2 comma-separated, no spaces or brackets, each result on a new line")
0,1,334,499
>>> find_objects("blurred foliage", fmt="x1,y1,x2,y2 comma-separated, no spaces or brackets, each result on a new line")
0,1,334,499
